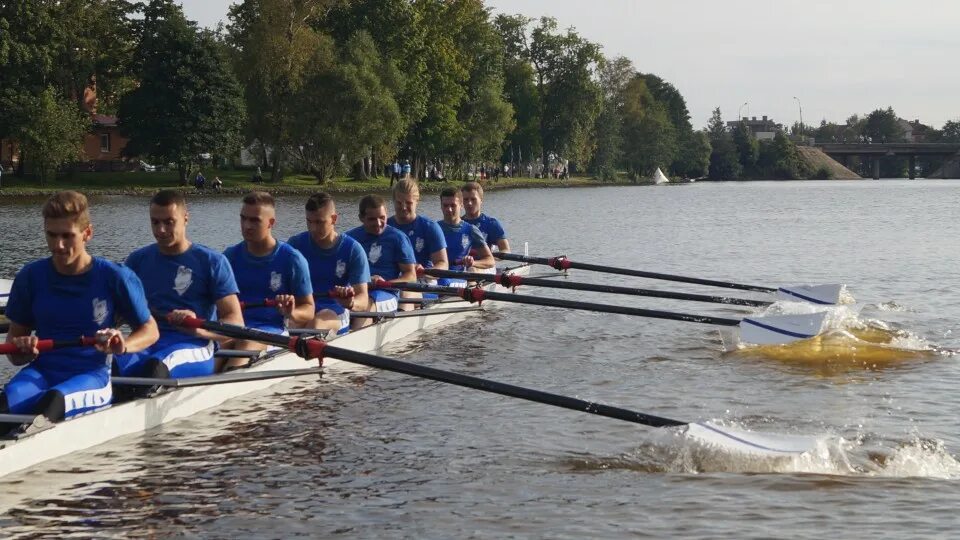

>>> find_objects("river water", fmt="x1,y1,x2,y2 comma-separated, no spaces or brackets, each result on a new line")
1,180,960,538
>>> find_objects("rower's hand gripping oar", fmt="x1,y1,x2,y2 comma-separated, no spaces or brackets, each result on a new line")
0,335,121,356
419,268,772,308
171,315,820,458
491,251,845,306
376,280,828,346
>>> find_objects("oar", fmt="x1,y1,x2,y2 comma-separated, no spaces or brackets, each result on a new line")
0,336,116,355
420,268,771,308
492,252,843,305
170,315,820,457
349,306,482,319
375,280,827,346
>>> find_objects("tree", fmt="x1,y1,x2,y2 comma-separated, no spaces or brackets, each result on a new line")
589,55,634,180
16,87,89,184
673,130,711,179
863,106,902,143
288,31,403,183
939,120,960,142
620,77,677,178
227,0,337,181
706,107,727,142
756,131,810,179
708,137,742,180
732,121,759,173
120,0,246,184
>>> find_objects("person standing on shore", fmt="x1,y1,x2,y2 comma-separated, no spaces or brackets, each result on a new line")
2,191,158,422
460,181,510,253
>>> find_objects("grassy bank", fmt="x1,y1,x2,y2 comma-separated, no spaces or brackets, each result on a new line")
0,169,638,197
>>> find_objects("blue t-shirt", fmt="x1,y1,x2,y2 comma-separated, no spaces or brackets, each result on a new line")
345,225,416,281
288,232,370,295
125,243,238,337
463,213,506,248
224,240,312,329
6,257,151,374
437,220,487,271
386,215,447,267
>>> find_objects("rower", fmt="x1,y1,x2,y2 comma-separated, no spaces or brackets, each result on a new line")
2,191,158,423
461,181,510,253
346,195,418,321
288,192,370,334
387,179,448,272
437,187,495,287
223,192,314,365
115,190,243,387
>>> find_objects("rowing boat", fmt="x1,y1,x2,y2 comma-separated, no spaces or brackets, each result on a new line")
0,264,530,478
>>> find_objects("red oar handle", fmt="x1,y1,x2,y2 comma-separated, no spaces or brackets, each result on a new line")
0,335,119,355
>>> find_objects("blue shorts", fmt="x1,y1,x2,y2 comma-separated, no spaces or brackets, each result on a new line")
369,289,399,312
437,278,467,288
115,336,216,378
5,365,111,418
315,300,350,335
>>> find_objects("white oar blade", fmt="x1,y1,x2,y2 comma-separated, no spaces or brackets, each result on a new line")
685,421,819,457
738,311,827,345
776,284,843,305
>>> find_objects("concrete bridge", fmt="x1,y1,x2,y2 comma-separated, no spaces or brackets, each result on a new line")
814,143,960,179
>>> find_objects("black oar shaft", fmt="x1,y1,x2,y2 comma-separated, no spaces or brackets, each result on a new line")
423,269,770,307
322,343,685,428
494,252,777,293
181,317,685,429
384,282,742,327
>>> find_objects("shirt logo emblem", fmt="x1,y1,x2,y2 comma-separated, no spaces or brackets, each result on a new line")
269,271,282,292
415,237,424,253
369,242,382,264
461,234,469,249
92,297,108,325
174,265,193,296
335,260,346,279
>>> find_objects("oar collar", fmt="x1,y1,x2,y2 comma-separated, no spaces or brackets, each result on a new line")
547,256,572,271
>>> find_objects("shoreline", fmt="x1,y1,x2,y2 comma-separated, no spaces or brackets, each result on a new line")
0,176,648,198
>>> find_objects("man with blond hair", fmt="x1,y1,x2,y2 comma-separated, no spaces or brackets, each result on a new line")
224,192,314,362
116,190,243,383
3,191,158,422
387,179,448,272
460,181,510,253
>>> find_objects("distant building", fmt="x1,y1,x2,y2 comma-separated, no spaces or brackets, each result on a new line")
898,118,933,143
0,79,132,173
726,115,782,140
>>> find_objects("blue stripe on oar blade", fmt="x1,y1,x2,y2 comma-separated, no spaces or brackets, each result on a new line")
739,317,818,339
686,422,817,456
777,287,831,305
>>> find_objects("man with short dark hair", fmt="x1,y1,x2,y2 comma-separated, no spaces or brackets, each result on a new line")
288,193,371,333
437,187,495,286
347,194,418,314
461,181,510,253
224,192,314,362
116,190,243,381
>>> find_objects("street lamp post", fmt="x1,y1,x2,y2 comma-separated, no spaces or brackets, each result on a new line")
738,101,748,122
793,96,804,136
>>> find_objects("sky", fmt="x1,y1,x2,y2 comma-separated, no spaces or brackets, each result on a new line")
179,0,959,129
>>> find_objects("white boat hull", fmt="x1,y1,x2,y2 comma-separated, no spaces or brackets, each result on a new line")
0,265,528,478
